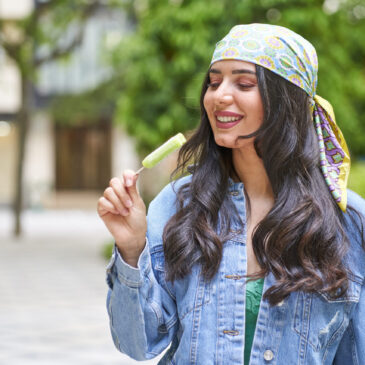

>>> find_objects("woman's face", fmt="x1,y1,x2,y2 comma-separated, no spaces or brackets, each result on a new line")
203,60,264,150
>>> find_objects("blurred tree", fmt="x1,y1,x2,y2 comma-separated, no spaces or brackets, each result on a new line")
0,0,120,236
111,0,365,158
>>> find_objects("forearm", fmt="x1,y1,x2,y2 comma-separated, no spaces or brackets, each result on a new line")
106,243,178,360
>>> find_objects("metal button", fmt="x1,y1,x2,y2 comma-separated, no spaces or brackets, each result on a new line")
264,350,274,361
223,329,239,336
229,228,242,234
277,300,284,307
229,190,239,196
225,274,244,280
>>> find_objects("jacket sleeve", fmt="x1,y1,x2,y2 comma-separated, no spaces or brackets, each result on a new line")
334,190,365,364
333,285,365,364
106,240,178,361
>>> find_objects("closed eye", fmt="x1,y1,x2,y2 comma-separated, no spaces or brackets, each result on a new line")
207,82,220,89
238,84,255,90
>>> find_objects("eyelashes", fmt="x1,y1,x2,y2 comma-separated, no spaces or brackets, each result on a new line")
207,82,220,89
238,84,255,90
207,82,255,90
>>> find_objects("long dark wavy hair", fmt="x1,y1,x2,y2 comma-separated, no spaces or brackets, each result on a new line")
163,65,364,305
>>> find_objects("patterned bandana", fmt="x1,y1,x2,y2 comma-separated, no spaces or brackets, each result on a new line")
211,23,350,212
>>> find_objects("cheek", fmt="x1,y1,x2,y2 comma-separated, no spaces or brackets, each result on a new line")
251,96,264,123
257,104,264,122
203,92,212,112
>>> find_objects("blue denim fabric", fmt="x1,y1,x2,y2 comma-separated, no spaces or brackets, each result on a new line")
106,176,365,364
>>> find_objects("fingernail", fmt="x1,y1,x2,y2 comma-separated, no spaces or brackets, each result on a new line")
125,199,133,208
126,178,132,187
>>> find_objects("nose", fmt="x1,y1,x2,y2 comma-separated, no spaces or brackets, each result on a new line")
214,83,233,107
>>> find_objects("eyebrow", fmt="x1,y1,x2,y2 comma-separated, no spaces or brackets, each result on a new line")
209,68,256,75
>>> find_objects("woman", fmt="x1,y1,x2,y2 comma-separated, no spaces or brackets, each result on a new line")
98,24,365,364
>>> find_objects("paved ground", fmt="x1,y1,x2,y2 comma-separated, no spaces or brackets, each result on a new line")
0,209,163,365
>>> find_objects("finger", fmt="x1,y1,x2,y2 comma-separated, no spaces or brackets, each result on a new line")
109,177,133,209
104,187,129,216
97,197,119,216
123,169,140,202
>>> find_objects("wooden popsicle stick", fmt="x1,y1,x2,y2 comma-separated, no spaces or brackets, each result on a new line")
135,166,144,175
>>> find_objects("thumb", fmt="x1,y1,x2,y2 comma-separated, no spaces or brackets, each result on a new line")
123,170,140,202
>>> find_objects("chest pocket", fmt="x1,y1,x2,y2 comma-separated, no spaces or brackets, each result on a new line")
293,274,363,352
152,246,211,321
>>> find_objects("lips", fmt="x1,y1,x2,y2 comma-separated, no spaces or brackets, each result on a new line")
214,111,243,129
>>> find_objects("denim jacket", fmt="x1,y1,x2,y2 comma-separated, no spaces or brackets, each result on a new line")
106,175,365,364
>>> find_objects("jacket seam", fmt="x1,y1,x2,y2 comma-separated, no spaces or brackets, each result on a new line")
150,244,177,301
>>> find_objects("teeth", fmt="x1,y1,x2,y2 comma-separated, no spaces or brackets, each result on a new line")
216,116,241,122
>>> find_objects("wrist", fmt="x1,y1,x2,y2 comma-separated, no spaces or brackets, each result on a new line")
115,239,146,267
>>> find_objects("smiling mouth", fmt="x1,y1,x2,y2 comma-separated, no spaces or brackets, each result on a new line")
214,117,242,130
214,111,243,123
216,115,242,123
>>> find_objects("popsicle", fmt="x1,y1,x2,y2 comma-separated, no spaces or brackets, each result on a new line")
135,133,186,174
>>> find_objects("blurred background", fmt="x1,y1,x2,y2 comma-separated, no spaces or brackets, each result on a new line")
0,0,364,364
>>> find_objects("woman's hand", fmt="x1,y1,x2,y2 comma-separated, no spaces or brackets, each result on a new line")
97,170,147,267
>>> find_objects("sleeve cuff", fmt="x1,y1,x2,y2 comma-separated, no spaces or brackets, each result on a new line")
107,240,151,288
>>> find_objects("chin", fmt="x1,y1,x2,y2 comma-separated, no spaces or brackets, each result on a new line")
214,136,234,148
214,135,250,149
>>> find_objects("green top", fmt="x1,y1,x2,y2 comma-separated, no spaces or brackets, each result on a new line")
244,278,264,365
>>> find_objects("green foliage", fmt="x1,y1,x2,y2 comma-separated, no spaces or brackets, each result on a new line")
348,160,365,198
102,241,114,260
49,79,120,125
111,0,365,157
0,1,119,77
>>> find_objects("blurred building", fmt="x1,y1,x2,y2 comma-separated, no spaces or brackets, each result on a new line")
0,0,139,209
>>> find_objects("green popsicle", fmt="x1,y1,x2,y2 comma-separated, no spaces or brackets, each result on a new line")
136,133,186,174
